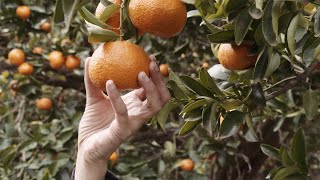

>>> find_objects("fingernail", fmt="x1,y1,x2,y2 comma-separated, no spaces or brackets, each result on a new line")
107,80,116,89
149,55,156,62
140,72,149,81
152,62,159,72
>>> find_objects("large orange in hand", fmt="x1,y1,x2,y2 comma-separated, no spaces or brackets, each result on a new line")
217,44,258,70
129,0,187,38
95,0,122,34
89,41,150,91
8,48,25,66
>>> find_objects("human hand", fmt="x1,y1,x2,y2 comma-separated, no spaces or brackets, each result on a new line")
75,55,171,180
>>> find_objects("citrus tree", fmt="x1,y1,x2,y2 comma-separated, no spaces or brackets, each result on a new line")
0,0,320,179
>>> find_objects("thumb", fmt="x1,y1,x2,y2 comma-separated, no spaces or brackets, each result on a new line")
84,58,105,102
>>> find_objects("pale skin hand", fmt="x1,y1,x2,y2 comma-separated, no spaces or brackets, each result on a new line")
75,56,171,180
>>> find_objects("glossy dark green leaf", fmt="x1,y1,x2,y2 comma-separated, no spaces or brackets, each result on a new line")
280,147,295,167
286,12,300,59
207,31,235,43
199,68,224,97
168,80,189,100
180,75,213,97
266,167,282,179
53,0,64,23
202,103,218,135
315,9,320,36
278,12,293,33
291,128,308,173
262,0,278,46
98,4,121,22
273,167,301,180
254,23,266,46
180,99,207,115
179,120,201,136
244,114,259,142
253,48,269,83
272,0,282,36
249,4,263,19
303,89,319,120
235,8,253,45
79,7,111,29
207,64,231,80
226,0,246,12
303,38,320,65
0,145,17,167
183,108,203,122
260,144,281,161
265,52,281,77
204,19,222,34
62,0,80,31
219,111,244,139
156,99,180,131
169,69,195,98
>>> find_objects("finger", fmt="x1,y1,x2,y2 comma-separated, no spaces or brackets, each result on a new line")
149,60,171,104
133,88,146,101
84,58,105,100
138,72,162,111
106,80,128,124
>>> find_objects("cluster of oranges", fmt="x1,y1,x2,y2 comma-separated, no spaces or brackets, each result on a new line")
88,0,187,91
16,5,51,33
48,51,81,71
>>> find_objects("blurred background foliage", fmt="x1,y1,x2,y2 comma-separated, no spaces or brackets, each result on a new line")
0,0,320,180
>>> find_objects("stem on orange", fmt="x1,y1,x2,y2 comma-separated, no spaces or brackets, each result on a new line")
119,0,125,40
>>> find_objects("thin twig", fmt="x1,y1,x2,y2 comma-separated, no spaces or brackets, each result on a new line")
266,63,318,101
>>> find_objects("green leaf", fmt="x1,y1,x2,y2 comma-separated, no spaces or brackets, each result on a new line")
168,81,189,100
249,0,264,20
180,75,213,97
315,9,320,36
219,111,244,139
183,108,203,121
156,99,179,131
291,128,308,173
303,38,320,65
179,120,201,136
253,48,269,83
180,99,208,115
286,12,300,59
266,167,282,179
244,113,259,142
86,22,119,43
207,31,235,43
262,0,278,46
272,0,282,36
0,145,17,167
62,0,80,31
202,103,218,135
280,147,295,167
260,144,281,161
265,52,281,77
53,0,64,23
235,8,253,45
254,23,266,46
79,7,111,29
98,4,121,22
169,69,195,98
273,167,301,180
199,68,224,97
303,89,319,120
19,140,37,152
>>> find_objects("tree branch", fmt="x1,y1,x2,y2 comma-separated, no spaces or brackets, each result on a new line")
265,62,318,101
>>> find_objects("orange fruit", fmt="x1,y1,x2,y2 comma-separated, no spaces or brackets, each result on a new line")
95,0,122,34
32,47,44,54
8,48,25,66
217,44,258,70
109,152,119,164
40,22,51,33
89,41,150,91
18,62,33,75
159,64,169,77
180,159,194,171
36,98,53,110
48,51,65,70
129,0,187,38
202,62,209,69
65,55,81,70
16,5,31,20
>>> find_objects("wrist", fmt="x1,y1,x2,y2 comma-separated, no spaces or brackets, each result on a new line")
75,150,108,180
